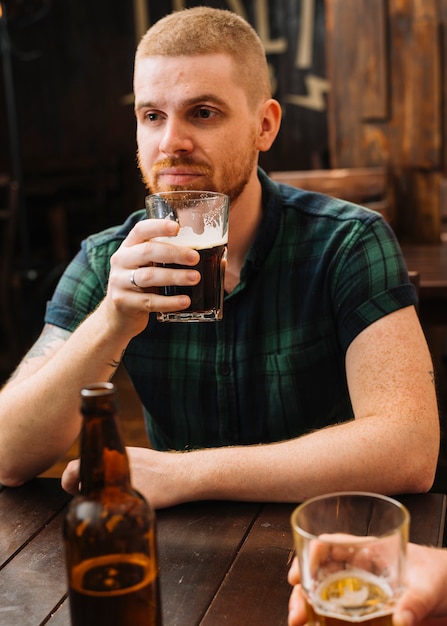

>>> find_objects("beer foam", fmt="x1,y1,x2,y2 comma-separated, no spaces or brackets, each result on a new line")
155,225,227,250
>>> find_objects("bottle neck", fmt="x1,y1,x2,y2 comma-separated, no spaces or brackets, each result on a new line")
79,384,132,495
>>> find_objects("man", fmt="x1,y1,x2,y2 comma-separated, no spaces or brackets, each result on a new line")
0,8,439,506
288,544,447,626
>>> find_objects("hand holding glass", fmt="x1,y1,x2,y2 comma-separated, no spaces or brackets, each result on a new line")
146,191,229,322
290,492,409,626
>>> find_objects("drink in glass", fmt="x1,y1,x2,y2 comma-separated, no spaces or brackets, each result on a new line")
290,492,409,626
146,190,229,322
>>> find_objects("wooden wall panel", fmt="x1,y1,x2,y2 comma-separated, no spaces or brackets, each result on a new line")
325,0,390,167
439,5,447,175
359,0,388,121
389,0,441,168
325,0,442,242
325,0,363,166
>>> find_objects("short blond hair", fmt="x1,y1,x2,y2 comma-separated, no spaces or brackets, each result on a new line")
135,7,271,107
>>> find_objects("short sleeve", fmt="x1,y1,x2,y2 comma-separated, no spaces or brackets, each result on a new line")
332,216,417,352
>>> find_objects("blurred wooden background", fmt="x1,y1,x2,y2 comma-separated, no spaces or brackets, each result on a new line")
326,0,447,244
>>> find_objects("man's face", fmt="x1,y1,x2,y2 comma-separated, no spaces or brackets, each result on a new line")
134,54,260,202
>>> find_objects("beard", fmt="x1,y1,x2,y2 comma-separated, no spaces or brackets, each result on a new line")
137,133,258,204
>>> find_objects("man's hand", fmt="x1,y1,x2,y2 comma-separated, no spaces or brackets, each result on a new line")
287,545,447,626
61,446,196,509
61,458,81,495
104,218,201,339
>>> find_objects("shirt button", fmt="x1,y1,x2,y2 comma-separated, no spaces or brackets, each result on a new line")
221,363,231,376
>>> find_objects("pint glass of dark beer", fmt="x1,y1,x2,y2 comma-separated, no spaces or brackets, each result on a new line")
146,190,229,322
290,492,409,626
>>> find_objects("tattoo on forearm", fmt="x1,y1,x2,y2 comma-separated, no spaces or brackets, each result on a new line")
6,326,71,382
430,370,435,386
25,326,71,360
107,350,126,379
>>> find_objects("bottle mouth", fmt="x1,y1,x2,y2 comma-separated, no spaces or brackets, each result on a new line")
80,382,116,397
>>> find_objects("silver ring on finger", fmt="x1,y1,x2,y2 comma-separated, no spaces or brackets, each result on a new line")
130,268,142,289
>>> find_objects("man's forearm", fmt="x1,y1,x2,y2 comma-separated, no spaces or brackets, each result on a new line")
179,415,438,504
0,304,130,485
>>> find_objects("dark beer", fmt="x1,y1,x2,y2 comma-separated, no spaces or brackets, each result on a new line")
158,241,227,321
146,190,230,322
305,571,394,626
69,553,159,626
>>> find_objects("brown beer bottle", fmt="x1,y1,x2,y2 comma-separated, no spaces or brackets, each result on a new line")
63,382,162,626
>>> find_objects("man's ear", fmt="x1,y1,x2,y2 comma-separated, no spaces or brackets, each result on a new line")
256,99,282,152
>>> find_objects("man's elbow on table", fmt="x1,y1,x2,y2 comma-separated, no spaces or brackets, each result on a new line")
0,449,26,486
396,439,439,495
0,454,52,488
0,467,28,488
405,466,436,495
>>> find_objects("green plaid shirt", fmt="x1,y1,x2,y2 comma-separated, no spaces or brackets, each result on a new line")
45,169,416,450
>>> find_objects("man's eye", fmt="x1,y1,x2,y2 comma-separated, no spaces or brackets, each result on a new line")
196,108,215,119
145,112,161,121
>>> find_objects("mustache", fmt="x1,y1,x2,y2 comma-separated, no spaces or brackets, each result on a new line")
151,157,212,175
136,152,214,193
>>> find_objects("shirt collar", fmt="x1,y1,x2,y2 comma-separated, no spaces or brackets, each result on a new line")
240,167,283,281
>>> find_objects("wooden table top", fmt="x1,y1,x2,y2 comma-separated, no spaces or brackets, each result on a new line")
0,478,445,625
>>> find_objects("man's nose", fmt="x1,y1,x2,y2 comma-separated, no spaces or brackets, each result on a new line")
159,119,194,156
